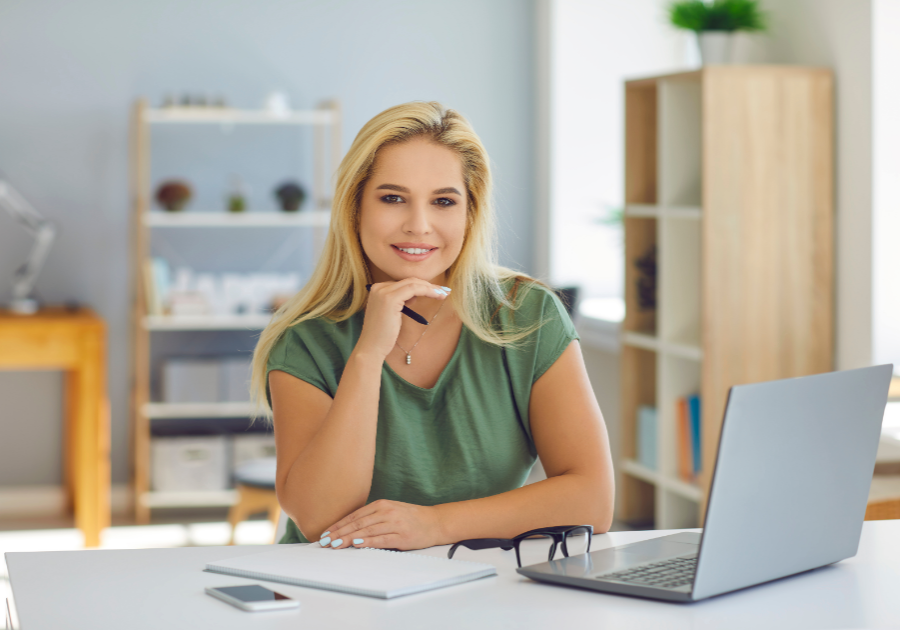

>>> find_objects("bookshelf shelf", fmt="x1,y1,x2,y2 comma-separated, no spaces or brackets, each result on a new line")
143,402,257,419
619,67,834,530
142,211,331,228
621,459,703,503
621,332,703,361
624,204,702,220
143,315,272,331
144,107,336,126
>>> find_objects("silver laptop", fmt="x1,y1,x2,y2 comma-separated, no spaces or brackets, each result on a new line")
517,364,894,602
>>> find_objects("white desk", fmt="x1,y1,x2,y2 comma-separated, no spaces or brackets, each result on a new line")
6,521,900,630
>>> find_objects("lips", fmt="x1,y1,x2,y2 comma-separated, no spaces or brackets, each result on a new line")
391,244,437,262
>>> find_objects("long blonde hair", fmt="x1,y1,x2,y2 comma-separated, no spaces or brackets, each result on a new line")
250,101,539,413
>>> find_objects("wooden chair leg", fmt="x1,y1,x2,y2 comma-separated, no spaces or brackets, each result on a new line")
268,500,282,543
227,488,250,546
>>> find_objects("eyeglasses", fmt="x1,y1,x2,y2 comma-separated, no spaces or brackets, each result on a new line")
447,525,593,568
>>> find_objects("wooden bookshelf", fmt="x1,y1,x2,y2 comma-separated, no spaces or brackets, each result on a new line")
619,67,834,529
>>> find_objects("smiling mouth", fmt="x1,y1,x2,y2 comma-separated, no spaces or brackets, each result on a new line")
392,245,437,255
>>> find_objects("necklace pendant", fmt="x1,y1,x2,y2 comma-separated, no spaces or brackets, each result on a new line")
406,354,412,365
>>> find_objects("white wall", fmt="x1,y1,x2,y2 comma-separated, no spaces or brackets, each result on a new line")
546,0,691,297
0,0,538,487
872,0,900,371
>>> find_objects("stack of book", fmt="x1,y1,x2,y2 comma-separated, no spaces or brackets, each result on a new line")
676,394,701,482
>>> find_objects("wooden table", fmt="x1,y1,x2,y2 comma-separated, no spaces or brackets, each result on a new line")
0,307,109,547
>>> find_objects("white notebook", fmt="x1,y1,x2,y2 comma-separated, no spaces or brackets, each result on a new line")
206,545,496,599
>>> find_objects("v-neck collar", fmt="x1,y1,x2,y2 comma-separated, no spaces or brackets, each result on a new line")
381,325,468,394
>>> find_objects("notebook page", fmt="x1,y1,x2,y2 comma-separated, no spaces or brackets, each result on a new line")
206,545,496,599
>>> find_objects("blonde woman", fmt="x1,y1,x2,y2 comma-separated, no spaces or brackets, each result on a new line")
251,102,614,550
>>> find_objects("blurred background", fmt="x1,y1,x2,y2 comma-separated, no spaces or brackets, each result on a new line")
1,0,899,568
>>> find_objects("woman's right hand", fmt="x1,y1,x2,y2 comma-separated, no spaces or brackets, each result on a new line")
355,279,450,361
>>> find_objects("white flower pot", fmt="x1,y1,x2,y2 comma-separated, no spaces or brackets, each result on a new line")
697,31,734,65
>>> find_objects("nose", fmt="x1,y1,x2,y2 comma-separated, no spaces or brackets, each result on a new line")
402,199,432,236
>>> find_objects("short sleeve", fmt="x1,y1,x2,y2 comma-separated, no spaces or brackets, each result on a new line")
528,286,580,383
498,282,580,441
499,282,580,384
266,324,333,405
531,289,580,384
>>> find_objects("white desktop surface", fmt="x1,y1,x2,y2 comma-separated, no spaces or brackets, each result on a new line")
6,521,900,630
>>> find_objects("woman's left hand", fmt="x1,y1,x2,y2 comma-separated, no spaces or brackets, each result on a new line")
317,499,444,551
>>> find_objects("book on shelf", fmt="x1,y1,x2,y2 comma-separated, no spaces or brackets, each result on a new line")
676,394,702,482
688,394,701,476
637,405,657,470
143,257,171,315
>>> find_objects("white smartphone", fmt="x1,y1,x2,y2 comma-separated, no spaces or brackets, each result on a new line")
205,584,300,612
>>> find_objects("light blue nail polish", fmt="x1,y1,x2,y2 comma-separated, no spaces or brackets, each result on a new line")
330,539,343,548
353,539,364,545
320,531,330,539
434,288,446,296
319,537,331,547
441,286,452,291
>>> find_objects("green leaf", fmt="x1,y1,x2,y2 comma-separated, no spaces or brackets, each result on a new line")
668,0,767,32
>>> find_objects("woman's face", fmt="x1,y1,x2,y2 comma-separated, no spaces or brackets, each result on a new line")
358,137,467,286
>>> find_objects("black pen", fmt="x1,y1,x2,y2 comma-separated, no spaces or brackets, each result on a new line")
365,284,430,325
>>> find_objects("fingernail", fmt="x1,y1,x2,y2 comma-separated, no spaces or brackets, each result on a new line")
320,531,330,539
353,539,364,545
330,538,343,548
441,286,452,291
319,537,331,547
434,289,446,296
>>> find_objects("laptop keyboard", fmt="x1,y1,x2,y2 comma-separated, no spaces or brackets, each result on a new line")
598,556,697,589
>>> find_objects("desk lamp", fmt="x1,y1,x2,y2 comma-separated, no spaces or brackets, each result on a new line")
0,177,57,314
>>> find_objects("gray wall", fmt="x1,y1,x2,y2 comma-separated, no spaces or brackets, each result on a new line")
0,0,537,486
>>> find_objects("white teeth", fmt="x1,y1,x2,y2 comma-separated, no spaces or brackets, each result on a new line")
398,247,431,255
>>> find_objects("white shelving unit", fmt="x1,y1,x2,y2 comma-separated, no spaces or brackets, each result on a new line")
143,402,258,420
142,210,331,228
142,314,272,331
130,99,341,517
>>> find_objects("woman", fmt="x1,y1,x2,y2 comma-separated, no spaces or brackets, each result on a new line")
251,101,614,550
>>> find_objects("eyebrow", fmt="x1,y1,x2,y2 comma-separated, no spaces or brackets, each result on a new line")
376,184,462,195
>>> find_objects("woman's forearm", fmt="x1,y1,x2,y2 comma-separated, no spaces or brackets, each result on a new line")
279,350,384,538
433,471,614,544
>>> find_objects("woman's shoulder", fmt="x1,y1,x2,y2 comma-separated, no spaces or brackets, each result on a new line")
496,275,569,325
269,312,361,362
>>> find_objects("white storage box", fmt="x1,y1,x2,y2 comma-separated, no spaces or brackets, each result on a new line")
220,356,252,402
163,358,220,403
151,436,229,492
232,433,277,468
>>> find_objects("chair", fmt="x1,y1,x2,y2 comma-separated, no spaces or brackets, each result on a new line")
227,458,281,545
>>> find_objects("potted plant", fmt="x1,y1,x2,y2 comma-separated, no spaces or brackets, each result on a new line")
155,180,192,212
668,0,766,65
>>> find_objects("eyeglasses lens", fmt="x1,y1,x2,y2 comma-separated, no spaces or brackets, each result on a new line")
561,527,592,558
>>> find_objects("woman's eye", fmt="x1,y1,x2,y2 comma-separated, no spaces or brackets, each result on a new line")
433,197,456,207
380,194,403,204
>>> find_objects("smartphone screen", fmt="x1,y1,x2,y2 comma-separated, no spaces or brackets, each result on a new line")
212,585,292,602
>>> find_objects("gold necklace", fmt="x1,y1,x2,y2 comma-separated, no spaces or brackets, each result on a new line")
396,299,447,365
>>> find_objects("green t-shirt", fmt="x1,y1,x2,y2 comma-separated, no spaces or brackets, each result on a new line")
266,282,579,544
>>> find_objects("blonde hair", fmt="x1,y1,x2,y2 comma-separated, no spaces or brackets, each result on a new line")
250,101,539,413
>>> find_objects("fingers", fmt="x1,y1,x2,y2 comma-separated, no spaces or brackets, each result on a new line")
324,512,391,549
326,522,400,550
322,503,379,538
351,534,401,550
369,278,451,302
